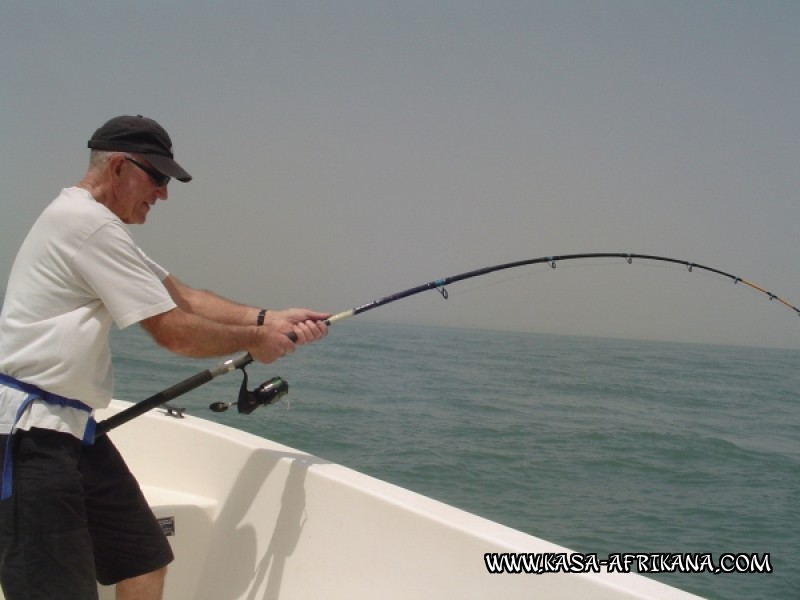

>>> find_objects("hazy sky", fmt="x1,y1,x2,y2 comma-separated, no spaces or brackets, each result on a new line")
2,1,799,349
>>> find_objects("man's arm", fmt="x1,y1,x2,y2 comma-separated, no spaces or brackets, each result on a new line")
140,276,329,363
139,307,291,363
162,275,261,325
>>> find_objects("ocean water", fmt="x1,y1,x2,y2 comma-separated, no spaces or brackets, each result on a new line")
110,321,798,599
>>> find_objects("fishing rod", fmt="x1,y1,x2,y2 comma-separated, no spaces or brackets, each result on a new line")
95,251,798,435
95,353,255,436
324,252,800,325
95,355,289,436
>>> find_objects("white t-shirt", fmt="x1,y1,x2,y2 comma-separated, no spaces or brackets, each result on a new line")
0,187,177,438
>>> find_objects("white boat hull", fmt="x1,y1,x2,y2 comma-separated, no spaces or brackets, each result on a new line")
12,400,704,599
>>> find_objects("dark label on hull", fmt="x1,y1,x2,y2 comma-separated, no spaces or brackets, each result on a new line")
158,516,175,537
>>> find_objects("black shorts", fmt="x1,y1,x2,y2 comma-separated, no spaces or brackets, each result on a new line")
0,428,173,599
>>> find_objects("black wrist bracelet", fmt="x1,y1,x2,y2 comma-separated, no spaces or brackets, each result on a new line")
256,309,267,326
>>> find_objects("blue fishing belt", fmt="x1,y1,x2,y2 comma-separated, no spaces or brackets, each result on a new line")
0,373,95,501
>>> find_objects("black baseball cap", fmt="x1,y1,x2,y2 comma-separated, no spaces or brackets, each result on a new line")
88,115,192,182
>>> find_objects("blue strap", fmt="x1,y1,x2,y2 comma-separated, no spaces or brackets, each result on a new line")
0,374,95,501
2,394,36,501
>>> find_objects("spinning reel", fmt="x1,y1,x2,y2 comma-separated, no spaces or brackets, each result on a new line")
209,367,289,414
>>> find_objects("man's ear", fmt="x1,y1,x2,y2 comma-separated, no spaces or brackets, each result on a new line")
109,154,127,181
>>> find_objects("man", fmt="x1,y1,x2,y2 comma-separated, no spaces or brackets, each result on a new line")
0,115,329,600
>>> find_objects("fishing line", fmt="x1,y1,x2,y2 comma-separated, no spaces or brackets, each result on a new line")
96,251,798,434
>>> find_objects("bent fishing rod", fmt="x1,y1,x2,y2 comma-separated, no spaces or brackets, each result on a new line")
323,252,800,325
95,252,799,435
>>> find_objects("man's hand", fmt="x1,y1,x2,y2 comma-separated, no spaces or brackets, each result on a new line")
262,309,330,344
247,309,330,363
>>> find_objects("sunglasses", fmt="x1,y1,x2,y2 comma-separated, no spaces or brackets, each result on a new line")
125,156,170,188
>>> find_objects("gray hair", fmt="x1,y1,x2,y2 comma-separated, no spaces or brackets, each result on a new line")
88,150,127,171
